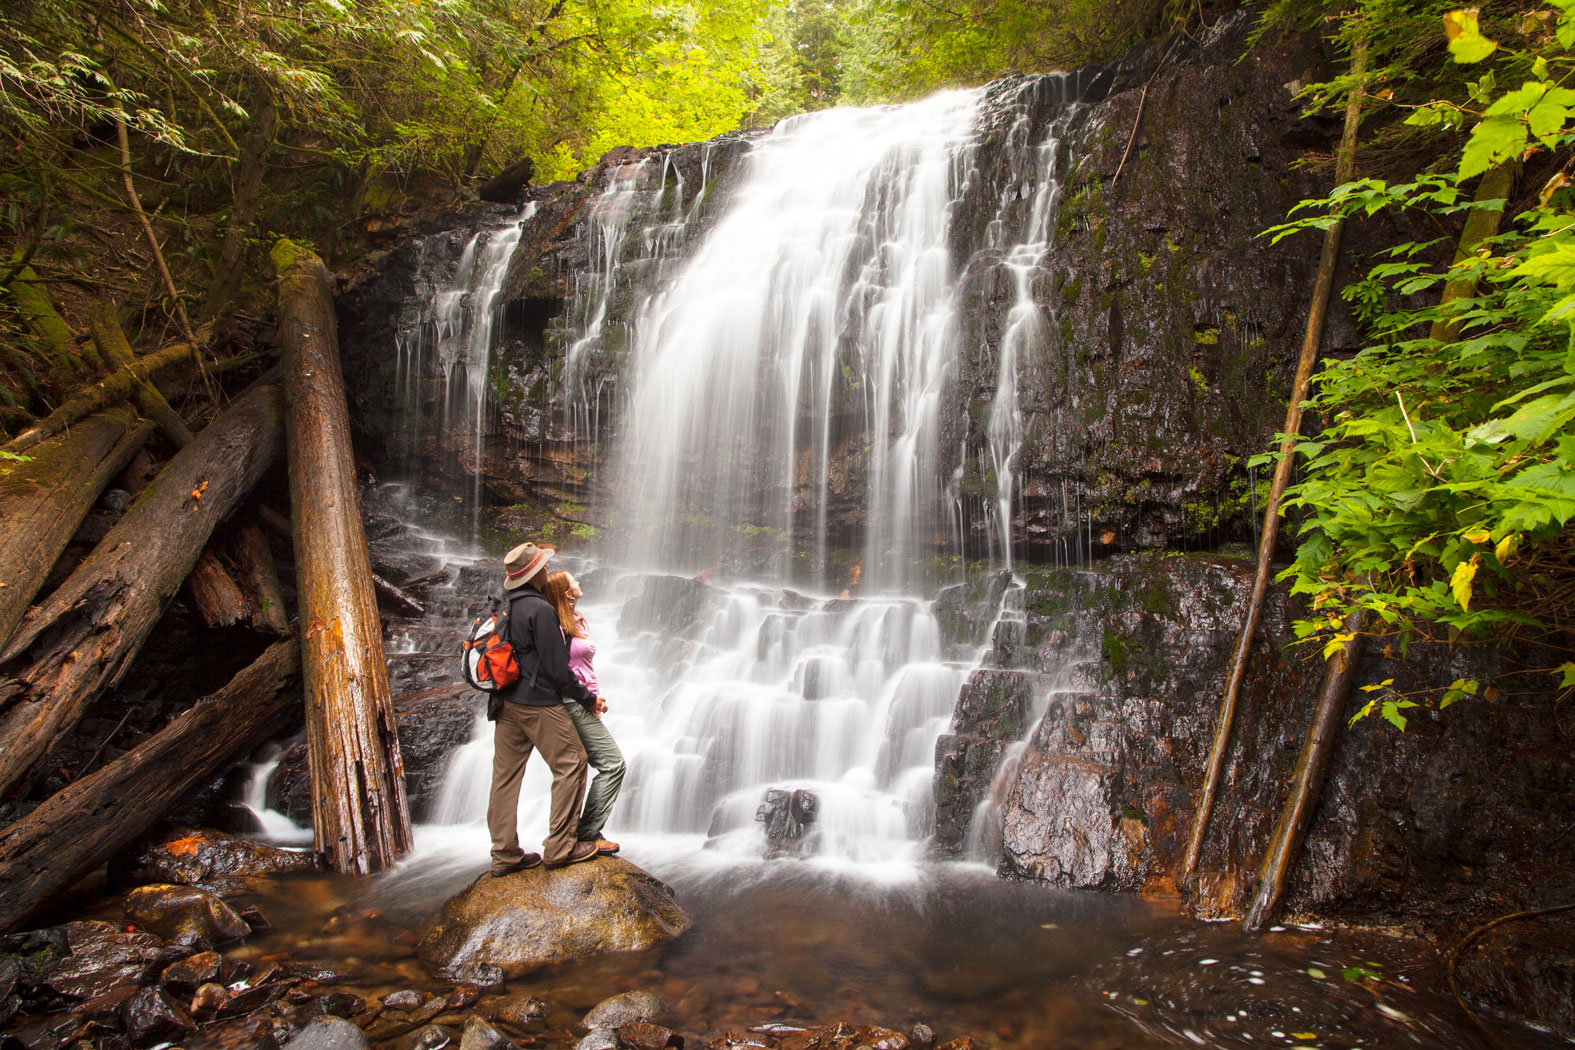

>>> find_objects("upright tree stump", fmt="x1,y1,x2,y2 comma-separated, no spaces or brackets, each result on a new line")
273,239,412,873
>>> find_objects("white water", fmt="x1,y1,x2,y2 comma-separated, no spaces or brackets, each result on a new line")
252,82,1098,879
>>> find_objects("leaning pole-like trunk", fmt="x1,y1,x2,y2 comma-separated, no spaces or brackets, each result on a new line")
1241,607,1367,931
274,239,412,873
0,382,283,802
0,405,151,650
0,638,300,934
1180,38,1369,879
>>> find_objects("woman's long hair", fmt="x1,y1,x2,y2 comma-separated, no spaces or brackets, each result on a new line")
542,570,586,638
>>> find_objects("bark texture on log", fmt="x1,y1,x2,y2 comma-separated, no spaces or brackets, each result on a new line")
0,405,151,650
274,239,411,873
0,382,283,802
0,638,300,934
88,303,195,449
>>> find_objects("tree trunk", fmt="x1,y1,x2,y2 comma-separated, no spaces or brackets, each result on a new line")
7,262,89,393
0,405,151,651
0,638,300,934
273,239,412,873
186,522,289,635
0,382,283,802
1,339,199,457
1180,36,1369,880
1242,608,1367,932
202,91,278,322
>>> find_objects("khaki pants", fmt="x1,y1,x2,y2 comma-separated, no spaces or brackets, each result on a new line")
487,701,587,868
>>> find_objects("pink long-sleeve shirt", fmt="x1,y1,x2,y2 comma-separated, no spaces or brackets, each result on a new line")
566,616,598,695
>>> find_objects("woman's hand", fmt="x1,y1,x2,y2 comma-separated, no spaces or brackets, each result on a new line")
594,695,609,717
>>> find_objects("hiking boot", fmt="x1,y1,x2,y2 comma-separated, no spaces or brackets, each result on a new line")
586,836,620,855
489,853,542,877
544,840,599,869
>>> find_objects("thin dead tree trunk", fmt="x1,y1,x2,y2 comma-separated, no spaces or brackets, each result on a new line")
0,638,300,934
88,302,194,448
0,405,151,649
1242,608,1366,931
273,239,412,873
0,382,283,801
1181,37,1369,879
202,90,278,322
113,100,196,344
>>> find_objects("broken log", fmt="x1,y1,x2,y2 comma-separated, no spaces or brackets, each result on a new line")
0,382,283,802
186,522,289,634
373,573,425,617
1,339,200,457
273,239,412,873
0,404,152,650
0,638,300,934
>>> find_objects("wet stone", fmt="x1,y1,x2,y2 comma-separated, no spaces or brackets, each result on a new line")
616,1020,679,1050
575,1030,619,1050
435,963,503,992
190,981,228,1020
282,1016,372,1050
119,828,316,890
120,986,195,1047
459,1014,516,1050
161,950,222,995
446,983,481,1010
308,991,366,1019
44,922,164,1000
124,884,251,945
584,990,671,1029
383,989,425,1011
486,993,549,1028
397,1023,454,1050
908,1024,935,1049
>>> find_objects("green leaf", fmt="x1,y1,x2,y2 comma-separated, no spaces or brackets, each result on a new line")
1381,700,1410,731
1557,662,1575,688
1461,115,1528,180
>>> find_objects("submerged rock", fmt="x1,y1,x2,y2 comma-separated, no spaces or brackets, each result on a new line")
417,859,691,976
124,884,252,945
121,985,196,1046
460,1014,517,1050
41,921,163,1000
755,788,818,859
283,1016,372,1050
583,990,670,1029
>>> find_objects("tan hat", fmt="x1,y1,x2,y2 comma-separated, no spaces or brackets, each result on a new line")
503,541,552,591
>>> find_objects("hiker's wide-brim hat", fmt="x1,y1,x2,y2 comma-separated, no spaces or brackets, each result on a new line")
503,542,552,591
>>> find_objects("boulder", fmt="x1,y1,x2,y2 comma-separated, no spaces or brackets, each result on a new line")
120,827,316,889
478,158,535,204
124,884,251,945
583,990,670,1029
460,1014,516,1050
283,1016,372,1050
754,788,819,859
418,859,691,976
160,950,222,995
121,985,196,1046
616,1020,678,1050
486,992,549,1028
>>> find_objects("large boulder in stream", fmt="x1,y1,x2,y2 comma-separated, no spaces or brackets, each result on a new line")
417,858,691,975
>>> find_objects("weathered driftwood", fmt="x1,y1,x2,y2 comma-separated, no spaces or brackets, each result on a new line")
1181,38,1369,880
1242,609,1367,932
0,405,151,650
274,239,411,873
373,573,425,617
1,339,200,457
88,302,195,448
0,638,300,934
186,522,289,635
0,382,283,802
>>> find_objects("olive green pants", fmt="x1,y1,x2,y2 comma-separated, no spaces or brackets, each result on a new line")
566,702,626,842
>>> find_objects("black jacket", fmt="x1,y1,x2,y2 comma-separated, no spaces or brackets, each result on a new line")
500,588,596,708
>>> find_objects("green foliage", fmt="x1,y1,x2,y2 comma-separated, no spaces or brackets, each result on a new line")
1264,4,1575,706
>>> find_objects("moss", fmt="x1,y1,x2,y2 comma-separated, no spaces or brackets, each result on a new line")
1103,628,1131,678
1193,327,1219,346
1187,365,1209,395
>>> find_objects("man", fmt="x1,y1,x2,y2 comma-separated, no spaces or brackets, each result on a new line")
486,541,601,874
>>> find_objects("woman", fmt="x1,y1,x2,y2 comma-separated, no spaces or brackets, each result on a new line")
541,569,625,855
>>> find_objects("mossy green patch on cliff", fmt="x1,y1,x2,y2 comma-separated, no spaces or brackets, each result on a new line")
1102,627,1131,678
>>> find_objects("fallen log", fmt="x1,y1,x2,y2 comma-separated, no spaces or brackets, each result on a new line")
1,339,201,457
274,239,412,873
0,382,283,801
0,404,151,650
88,302,195,449
373,573,425,617
186,522,289,635
0,638,300,934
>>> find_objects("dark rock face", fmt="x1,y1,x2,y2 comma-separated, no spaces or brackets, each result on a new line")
268,685,477,823
754,788,819,858
417,858,691,976
945,554,1574,930
930,670,1035,858
40,922,163,1000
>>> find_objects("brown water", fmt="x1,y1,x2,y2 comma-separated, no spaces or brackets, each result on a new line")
203,856,1538,1050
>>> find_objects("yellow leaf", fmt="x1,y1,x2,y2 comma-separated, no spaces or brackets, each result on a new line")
1291,1035,1317,1042
1495,533,1520,562
1452,555,1479,611
1463,528,1490,544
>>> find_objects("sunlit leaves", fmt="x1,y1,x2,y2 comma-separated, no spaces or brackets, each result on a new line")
1444,8,1496,64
